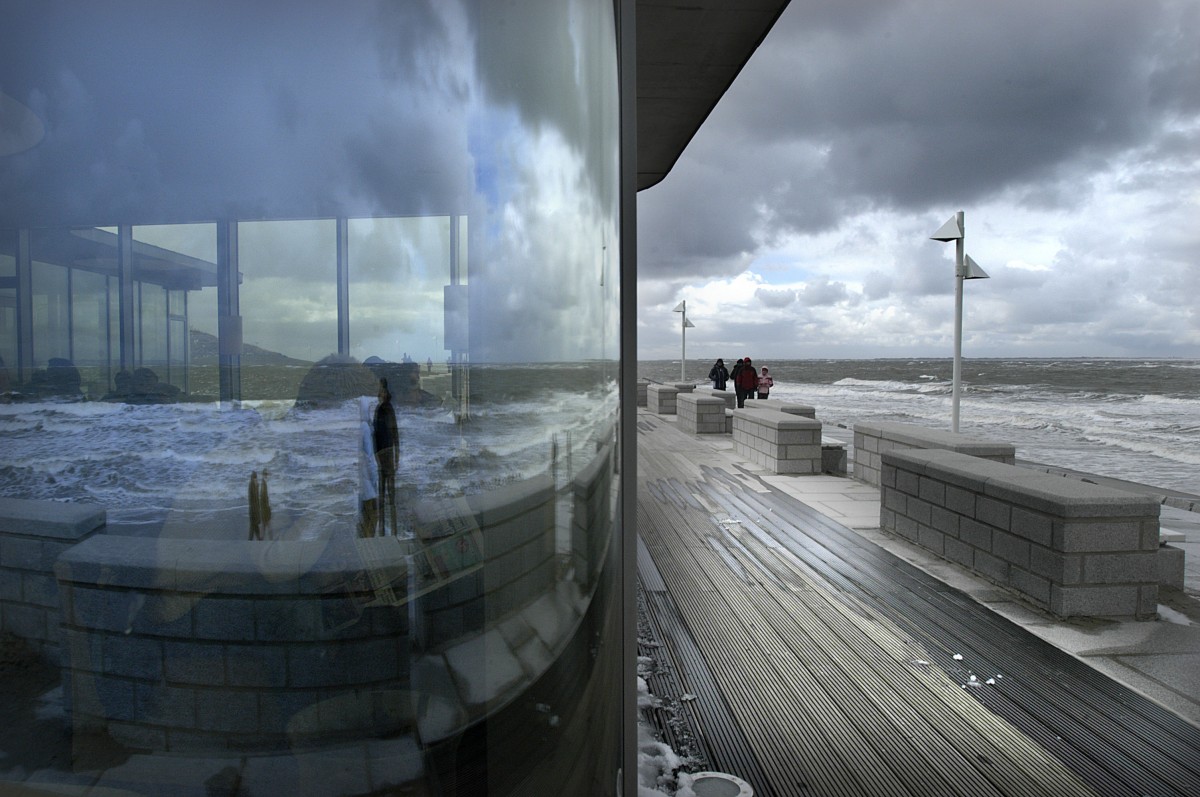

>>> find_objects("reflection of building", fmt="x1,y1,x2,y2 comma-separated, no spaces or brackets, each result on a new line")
1,217,469,404
1,226,215,396
0,2,789,795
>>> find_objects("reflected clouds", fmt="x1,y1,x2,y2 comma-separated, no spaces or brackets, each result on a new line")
2,0,619,364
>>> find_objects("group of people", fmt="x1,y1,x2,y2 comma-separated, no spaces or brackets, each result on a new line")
708,357,773,409
247,377,402,540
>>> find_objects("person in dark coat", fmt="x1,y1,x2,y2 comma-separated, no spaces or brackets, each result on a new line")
373,379,400,535
708,358,729,390
730,358,744,407
734,356,758,407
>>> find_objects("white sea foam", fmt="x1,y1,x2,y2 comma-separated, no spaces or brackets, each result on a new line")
763,364,1200,495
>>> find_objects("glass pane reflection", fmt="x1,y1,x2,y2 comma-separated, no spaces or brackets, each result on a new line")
0,1,623,794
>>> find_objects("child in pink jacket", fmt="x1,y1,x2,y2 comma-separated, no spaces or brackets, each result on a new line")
757,367,774,399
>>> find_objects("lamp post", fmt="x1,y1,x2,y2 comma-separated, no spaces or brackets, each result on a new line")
672,300,694,382
931,211,989,432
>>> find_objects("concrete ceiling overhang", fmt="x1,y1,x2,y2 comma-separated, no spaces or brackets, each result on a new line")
636,0,791,191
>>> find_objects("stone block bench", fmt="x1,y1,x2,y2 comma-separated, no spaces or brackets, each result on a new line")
0,497,106,664
881,449,1161,619
732,408,822,474
678,392,728,434
647,383,679,415
693,387,735,410
637,379,650,407
854,421,1015,487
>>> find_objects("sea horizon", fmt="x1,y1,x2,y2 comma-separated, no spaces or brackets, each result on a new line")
640,356,1200,498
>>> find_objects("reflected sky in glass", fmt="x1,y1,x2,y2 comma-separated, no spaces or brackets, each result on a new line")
1,0,619,363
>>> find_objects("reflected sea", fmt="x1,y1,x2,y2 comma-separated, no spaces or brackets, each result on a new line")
0,363,619,539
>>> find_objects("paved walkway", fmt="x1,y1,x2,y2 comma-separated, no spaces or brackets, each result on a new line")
637,408,1200,797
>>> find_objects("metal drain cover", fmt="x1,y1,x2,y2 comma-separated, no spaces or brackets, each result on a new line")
690,771,753,797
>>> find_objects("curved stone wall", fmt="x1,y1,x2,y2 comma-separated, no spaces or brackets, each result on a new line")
56,534,412,751
53,472,572,753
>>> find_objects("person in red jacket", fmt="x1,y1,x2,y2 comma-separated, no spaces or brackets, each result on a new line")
734,356,758,407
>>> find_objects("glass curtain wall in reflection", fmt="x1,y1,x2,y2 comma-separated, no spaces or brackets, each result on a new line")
0,2,626,795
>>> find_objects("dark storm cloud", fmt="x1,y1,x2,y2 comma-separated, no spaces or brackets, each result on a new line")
734,0,1195,207
638,0,1200,281
637,159,762,277
0,1,472,228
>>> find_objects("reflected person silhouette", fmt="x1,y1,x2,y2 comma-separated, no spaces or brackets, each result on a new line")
248,470,262,540
260,469,273,539
373,378,400,535
358,396,380,537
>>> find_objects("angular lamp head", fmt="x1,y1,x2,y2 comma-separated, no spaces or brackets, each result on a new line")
930,215,963,242
672,301,686,312
683,318,695,328
964,254,989,280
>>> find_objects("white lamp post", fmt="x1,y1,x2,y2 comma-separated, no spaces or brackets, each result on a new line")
672,300,694,382
931,211,989,432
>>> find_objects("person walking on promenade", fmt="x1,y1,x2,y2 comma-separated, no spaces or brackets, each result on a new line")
737,356,759,402
757,366,773,400
708,358,729,390
248,470,262,540
733,357,758,408
373,378,400,535
730,358,745,407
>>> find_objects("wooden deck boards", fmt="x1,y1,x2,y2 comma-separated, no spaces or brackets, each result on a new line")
635,411,1200,797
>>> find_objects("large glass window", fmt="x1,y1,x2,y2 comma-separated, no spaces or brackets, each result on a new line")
238,219,338,399
0,2,624,795
137,281,167,370
70,269,111,397
0,230,15,386
349,215,452,368
167,289,187,391
31,261,68,367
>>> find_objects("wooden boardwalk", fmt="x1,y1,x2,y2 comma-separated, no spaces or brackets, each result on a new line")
635,411,1200,797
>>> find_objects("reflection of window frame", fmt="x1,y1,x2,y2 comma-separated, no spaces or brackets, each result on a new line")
31,261,69,366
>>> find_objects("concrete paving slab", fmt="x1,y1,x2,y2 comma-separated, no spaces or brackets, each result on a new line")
1110,653,1200,700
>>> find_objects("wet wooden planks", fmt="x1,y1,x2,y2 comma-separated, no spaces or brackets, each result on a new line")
635,412,1123,797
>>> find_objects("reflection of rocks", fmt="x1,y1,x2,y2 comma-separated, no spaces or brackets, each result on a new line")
293,354,379,407
21,357,83,400
364,358,441,407
104,367,182,404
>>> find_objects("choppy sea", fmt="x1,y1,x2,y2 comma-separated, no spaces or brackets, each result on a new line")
641,358,1200,497
0,363,619,539
3,358,1197,540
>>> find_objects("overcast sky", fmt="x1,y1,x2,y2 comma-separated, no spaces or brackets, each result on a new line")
637,0,1200,361
3,1,619,365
